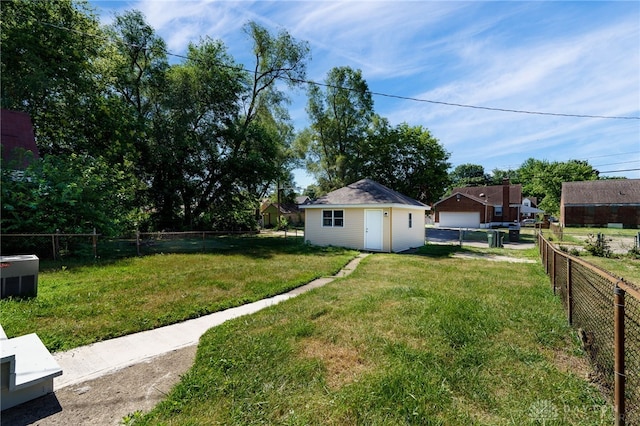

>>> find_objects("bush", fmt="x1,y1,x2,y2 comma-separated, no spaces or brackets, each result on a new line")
628,246,640,260
584,233,612,258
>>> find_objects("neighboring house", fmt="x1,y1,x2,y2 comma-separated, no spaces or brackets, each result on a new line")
433,179,538,228
260,202,304,227
521,197,539,218
300,179,429,253
1,109,40,170
560,179,640,228
295,195,310,205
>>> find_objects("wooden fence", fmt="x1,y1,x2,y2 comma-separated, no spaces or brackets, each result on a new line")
538,232,640,425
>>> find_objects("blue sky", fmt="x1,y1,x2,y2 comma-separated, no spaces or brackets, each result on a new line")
90,1,640,189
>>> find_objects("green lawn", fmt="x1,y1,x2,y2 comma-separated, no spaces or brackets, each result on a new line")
573,255,640,287
0,237,358,352
133,248,609,425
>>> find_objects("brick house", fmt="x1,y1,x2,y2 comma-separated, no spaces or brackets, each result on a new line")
560,179,640,228
433,179,533,228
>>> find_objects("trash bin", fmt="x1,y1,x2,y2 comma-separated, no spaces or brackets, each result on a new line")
508,224,520,242
487,231,494,247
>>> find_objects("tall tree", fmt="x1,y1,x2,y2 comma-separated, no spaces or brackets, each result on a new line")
213,22,309,229
489,168,519,186
360,117,450,204
448,163,490,189
518,158,599,214
148,38,245,229
299,66,374,191
1,0,103,155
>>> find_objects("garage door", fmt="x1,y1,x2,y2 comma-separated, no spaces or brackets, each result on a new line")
439,212,480,228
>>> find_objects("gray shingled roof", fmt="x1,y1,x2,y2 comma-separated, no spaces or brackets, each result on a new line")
562,179,640,205
307,179,426,207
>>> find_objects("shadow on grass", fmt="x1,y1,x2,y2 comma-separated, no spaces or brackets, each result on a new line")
411,244,466,258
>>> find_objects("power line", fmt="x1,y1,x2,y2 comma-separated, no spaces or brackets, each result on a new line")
38,20,640,121
593,160,640,168
598,168,640,174
365,90,640,120
582,151,640,160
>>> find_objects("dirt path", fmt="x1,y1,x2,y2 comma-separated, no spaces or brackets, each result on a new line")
1,346,197,426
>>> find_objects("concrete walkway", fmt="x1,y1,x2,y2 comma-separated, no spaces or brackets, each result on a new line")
53,253,370,390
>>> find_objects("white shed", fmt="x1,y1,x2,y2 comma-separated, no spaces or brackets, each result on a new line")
300,179,429,253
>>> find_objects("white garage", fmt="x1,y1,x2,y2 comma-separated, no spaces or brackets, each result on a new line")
438,212,480,228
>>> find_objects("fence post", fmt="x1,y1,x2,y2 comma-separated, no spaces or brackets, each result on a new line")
551,249,556,295
51,233,57,261
549,250,557,295
92,228,98,259
136,230,141,257
614,284,626,426
567,257,573,324
54,229,61,261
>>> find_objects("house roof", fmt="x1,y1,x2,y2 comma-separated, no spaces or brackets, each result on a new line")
1,109,39,168
452,184,522,205
305,179,427,208
433,191,486,207
260,202,300,214
433,183,522,207
562,179,640,205
295,195,310,205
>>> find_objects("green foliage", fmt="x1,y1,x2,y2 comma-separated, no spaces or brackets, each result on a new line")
359,118,451,204
1,154,139,236
518,158,598,215
298,66,374,192
584,233,613,258
449,163,489,188
1,0,103,155
298,76,450,203
2,4,311,232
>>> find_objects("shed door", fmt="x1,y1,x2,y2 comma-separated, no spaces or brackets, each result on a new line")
365,210,383,251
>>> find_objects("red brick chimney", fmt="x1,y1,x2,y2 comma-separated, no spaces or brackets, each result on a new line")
502,178,510,223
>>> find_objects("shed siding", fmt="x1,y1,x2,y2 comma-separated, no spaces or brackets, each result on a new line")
391,208,426,252
305,208,366,250
305,206,425,252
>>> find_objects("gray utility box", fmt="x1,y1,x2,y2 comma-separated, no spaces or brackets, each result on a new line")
0,255,39,299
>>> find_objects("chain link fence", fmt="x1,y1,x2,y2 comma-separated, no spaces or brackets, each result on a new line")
1,230,302,261
539,232,640,424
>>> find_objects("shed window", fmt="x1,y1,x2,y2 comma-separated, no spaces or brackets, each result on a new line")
323,210,344,227
408,213,413,228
